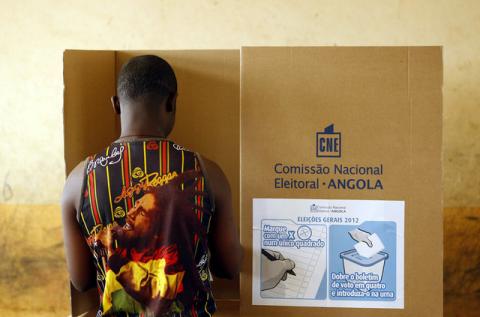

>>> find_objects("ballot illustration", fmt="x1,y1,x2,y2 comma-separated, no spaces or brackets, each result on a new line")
261,249,296,291
259,220,327,300
341,229,389,283
252,198,404,309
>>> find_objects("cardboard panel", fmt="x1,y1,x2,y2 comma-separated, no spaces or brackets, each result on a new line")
64,49,240,315
64,50,118,316
240,47,442,316
63,50,118,174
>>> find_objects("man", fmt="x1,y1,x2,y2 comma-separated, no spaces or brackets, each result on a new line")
62,55,242,316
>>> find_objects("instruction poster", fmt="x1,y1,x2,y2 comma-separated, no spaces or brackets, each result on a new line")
252,198,404,309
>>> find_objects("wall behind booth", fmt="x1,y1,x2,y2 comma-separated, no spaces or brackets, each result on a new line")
64,49,240,315
1,1,480,316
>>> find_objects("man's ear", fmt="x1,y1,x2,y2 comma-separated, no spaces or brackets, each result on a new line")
166,93,177,113
111,96,121,114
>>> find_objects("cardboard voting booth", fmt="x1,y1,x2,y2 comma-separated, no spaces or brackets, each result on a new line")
63,50,240,316
240,47,442,316
64,46,442,317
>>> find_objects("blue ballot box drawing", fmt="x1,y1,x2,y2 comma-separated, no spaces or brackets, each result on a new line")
329,221,397,302
340,250,389,282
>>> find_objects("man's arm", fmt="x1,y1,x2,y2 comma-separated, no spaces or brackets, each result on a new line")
61,160,97,292
202,158,242,279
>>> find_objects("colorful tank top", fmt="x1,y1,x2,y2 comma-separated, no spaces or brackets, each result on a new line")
77,139,216,316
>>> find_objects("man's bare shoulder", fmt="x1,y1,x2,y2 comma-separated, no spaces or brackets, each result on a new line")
198,156,230,195
199,156,222,175
199,155,241,278
62,159,87,212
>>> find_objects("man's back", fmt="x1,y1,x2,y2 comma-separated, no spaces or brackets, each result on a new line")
74,139,216,315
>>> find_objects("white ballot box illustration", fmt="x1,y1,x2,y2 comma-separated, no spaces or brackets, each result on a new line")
340,250,389,282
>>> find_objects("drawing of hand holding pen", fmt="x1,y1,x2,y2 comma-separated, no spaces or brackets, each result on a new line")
261,249,296,291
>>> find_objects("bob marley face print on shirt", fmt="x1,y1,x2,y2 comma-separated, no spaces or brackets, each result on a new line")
79,140,215,317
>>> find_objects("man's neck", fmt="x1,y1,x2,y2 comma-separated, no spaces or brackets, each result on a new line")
119,114,168,140
117,131,167,142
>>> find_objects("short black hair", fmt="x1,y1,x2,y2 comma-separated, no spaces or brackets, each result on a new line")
117,55,177,102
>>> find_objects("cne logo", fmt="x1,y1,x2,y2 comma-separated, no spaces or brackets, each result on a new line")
316,124,341,158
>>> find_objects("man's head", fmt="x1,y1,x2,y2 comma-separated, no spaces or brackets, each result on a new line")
112,55,178,137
